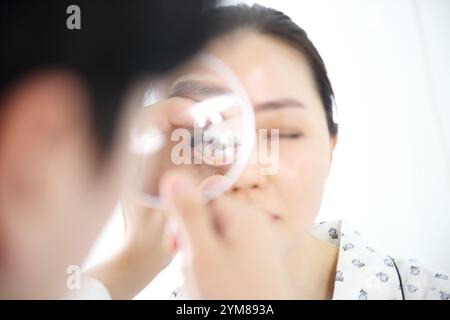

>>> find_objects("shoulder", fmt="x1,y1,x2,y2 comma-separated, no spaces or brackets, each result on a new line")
330,221,403,300
330,220,450,300
394,258,450,300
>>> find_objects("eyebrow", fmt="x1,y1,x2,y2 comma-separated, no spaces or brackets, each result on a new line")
254,99,307,112
168,80,307,112
168,80,230,100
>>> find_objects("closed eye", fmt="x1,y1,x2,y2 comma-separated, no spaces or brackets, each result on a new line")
269,130,303,139
279,132,302,139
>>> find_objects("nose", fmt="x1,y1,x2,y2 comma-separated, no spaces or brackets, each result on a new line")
229,141,267,193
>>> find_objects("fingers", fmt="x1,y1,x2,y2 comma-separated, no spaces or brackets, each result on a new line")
160,170,218,255
160,170,271,249
159,169,273,257
209,195,271,244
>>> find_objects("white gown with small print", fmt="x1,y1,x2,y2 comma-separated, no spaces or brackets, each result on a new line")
170,220,450,300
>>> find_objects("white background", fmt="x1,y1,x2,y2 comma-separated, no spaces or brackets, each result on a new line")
84,0,450,299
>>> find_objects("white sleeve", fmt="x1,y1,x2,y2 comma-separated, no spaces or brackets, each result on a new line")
169,285,183,300
63,276,112,300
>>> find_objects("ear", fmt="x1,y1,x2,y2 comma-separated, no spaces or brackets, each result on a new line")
0,69,92,219
327,134,338,175
330,134,338,152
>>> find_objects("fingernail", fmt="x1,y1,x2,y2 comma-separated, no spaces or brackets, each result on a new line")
160,174,194,206
170,179,189,198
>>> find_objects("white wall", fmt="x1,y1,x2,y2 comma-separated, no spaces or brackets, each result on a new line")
84,0,450,298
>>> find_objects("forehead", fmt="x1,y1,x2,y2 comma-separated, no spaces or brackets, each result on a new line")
160,30,324,118
200,30,320,106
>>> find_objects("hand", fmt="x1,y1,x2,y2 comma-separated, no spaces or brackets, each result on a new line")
161,171,293,299
85,196,174,299
121,196,173,272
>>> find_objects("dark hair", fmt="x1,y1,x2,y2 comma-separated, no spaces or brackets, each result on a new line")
0,0,214,156
205,4,338,136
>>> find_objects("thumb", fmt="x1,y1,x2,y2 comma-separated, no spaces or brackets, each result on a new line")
160,171,218,254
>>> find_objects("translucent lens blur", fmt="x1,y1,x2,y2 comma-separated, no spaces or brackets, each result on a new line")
127,54,255,208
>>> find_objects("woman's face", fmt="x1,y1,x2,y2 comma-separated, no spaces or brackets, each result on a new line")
161,30,336,250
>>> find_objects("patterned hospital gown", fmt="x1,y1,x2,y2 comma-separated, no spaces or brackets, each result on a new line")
170,220,450,300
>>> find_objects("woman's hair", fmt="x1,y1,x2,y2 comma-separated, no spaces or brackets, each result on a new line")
205,4,338,136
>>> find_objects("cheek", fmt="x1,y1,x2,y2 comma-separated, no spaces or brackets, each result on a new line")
275,141,330,237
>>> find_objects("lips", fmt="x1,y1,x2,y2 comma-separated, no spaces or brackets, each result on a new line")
263,210,281,221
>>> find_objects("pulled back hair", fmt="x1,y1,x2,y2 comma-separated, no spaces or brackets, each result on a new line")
205,4,338,136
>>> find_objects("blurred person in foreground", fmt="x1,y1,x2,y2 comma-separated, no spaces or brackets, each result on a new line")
0,0,214,299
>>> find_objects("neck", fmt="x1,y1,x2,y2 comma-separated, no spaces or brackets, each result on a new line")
284,234,339,300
